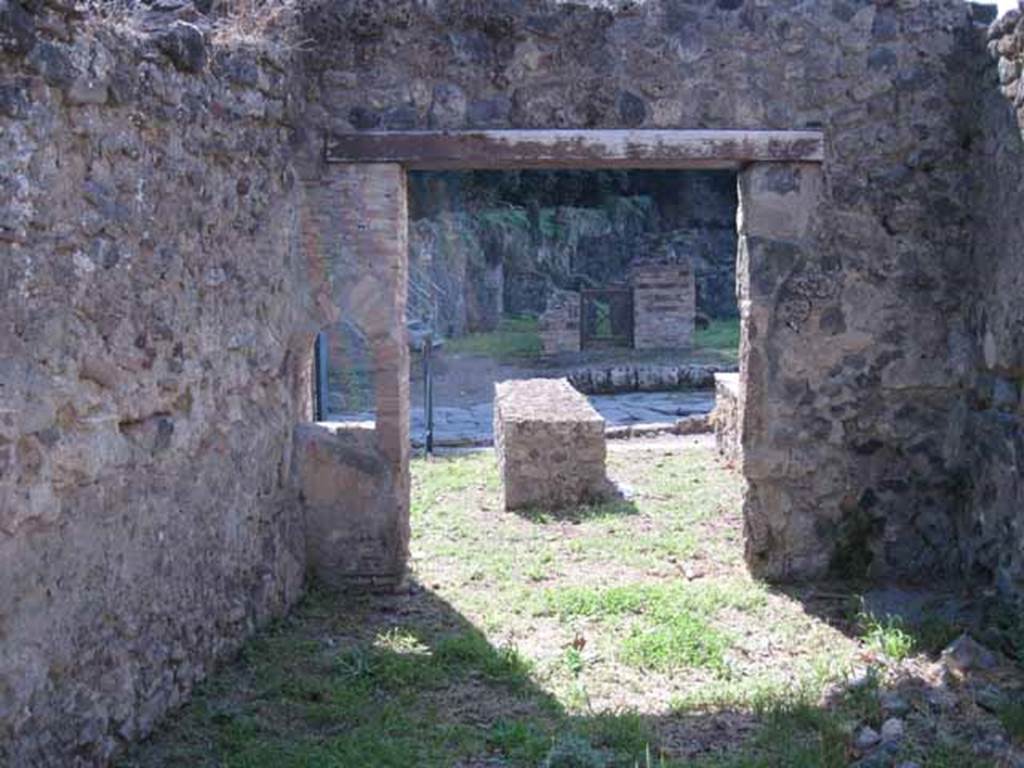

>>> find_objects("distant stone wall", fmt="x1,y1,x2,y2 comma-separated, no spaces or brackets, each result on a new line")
539,289,581,355
631,260,696,350
0,11,321,765
405,170,739,331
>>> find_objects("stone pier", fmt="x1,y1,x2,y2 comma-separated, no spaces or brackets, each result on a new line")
494,379,608,511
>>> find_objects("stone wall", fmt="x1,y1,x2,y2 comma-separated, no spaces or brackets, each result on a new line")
300,0,981,581
539,288,581,355
631,258,696,350
958,9,1024,603
0,10,322,765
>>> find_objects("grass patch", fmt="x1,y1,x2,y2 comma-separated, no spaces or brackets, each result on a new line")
694,318,740,362
411,451,498,519
621,611,729,674
443,315,541,360
488,719,551,765
999,700,1024,745
539,582,764,675
540,581,766,621
122,443,1013,768
861,612,915,662
853,602,962,662
434,632,534,687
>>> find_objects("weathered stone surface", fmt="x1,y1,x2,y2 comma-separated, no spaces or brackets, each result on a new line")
712,373,741,465
312,162,411,589
494,378,608,511
567,363,725,394
958,12,1024,610
631,258,696,350
154,21,207,73
293,422,405,590
539,289,581,355
0,18,319,767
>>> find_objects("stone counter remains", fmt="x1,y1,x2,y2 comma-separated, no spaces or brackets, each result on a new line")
494,379,609,511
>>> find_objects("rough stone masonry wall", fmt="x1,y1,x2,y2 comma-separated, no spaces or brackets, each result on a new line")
0,9,319,765
959,9,1024,603
301,0,979,580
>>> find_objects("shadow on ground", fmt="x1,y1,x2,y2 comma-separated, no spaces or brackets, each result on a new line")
117,579,1023,768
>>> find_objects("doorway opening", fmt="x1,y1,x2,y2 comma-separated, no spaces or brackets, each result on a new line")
397,168,740,449
314,129,825,586
580,288,633,350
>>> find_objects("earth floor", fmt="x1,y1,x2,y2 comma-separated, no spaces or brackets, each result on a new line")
119,437,1024,767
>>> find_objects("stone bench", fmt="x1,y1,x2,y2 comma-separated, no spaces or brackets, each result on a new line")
494,378,609,511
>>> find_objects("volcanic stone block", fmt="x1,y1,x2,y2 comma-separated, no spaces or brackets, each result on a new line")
494,378,608,511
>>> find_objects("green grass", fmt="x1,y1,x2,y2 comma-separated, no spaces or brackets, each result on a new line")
861,612,916,662
853,602,963,662
121,444,1018,768
443,315,541,359
999,700,1024,745
621,611,729,673
694,318,740,362
538,582,765,675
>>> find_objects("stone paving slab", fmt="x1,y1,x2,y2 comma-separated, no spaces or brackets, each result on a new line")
331,389,715,446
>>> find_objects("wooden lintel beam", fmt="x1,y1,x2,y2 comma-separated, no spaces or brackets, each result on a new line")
324,130,825,169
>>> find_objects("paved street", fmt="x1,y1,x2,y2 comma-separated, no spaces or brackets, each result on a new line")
331,389,715,446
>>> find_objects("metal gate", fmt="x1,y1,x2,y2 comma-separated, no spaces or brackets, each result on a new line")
581,288,634,350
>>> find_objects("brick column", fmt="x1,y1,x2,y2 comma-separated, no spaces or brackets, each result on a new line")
299,163,409,590
736,162,825,580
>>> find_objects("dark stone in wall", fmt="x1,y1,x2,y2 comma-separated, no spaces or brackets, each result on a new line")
155,21,207,73
0,0,35,55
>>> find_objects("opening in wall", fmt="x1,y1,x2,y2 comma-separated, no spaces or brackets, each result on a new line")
317,130,824,586
402,168,740,450
313,321,378,424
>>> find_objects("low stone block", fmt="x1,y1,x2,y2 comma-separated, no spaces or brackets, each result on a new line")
292,421,407,591
494,378,608,511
